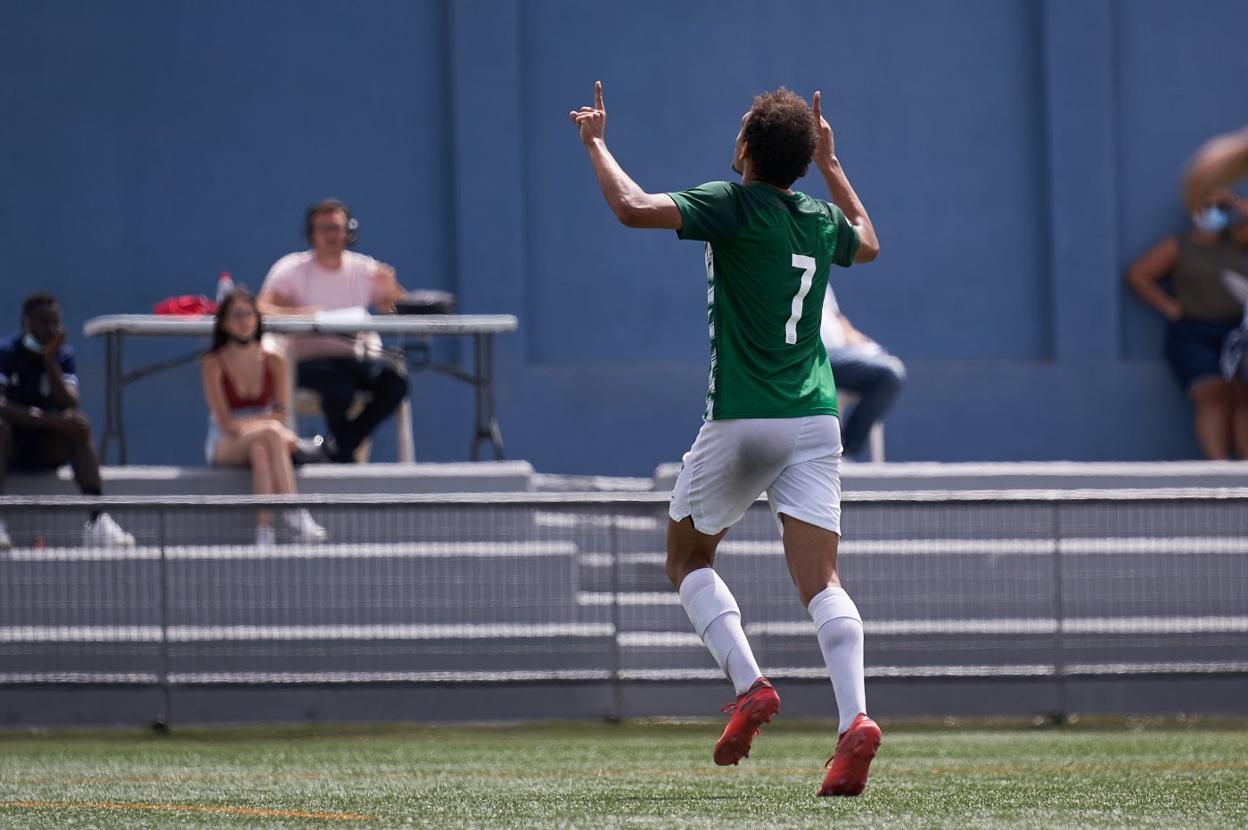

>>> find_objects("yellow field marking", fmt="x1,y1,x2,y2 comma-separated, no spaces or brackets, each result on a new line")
2,800,373,821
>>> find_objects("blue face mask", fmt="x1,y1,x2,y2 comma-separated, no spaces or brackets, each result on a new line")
1194,205,1231,234
22,333,43,353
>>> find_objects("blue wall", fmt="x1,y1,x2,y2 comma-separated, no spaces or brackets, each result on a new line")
3,0,1248,474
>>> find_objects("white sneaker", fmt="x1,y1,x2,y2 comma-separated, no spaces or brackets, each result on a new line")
255,525,276,548
83,513,135,548
284,509,328,543
0,519,11,550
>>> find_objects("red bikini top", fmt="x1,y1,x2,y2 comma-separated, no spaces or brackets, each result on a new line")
220,360,275,411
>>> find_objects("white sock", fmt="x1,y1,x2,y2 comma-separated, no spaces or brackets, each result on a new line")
679,568,763,695
808,585,867,735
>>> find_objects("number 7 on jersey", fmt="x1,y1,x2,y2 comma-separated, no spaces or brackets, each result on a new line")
785,254,817,345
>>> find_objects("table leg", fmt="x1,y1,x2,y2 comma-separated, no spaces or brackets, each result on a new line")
115,334,128,464
98,333,120,465
470,333,505,460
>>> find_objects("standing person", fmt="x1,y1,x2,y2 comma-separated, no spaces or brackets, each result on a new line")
201,289,327,547
0,294,134,549
1186,126,1248,211
820,286,905,460
257,199,408,462
570,82,881,796
1126,191,1248,458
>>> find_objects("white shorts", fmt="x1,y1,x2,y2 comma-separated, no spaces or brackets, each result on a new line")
669,415,843,535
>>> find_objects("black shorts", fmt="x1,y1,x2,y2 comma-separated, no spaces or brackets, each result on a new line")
1165,320,1238,391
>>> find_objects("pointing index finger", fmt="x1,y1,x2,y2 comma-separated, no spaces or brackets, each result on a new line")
812,90,821,121
595,80,604,111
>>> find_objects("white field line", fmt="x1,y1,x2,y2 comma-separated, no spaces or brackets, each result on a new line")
4,541,578,562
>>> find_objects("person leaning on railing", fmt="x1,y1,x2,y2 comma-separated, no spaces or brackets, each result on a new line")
1126,191,1248,460
256,198,408,463
200,288,327,547
0,293,134,549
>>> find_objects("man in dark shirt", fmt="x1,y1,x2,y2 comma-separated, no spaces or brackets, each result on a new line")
0,293,134,548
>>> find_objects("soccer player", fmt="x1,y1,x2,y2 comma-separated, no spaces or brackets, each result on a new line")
570,82,881,796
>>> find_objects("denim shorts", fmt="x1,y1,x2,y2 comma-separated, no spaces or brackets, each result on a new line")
204,407,269,464
1165,319,1237,390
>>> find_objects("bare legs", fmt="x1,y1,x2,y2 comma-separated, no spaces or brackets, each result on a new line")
211,420,298,527
1190,378,1248,460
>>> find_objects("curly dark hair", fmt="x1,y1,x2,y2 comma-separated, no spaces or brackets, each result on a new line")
742,88,818,189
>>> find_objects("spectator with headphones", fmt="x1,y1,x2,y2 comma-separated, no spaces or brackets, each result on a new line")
257,199,408,463
0,293,135,549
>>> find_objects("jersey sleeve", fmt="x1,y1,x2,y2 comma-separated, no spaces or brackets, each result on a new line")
58,346,78,386
668,182,743,244
0,343,12,389
823,201,861,268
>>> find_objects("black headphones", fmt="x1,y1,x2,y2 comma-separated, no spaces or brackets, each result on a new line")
304,198,359,247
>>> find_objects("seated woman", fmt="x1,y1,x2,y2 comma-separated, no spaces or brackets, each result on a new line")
201,288,327,545
1127,190,1248,459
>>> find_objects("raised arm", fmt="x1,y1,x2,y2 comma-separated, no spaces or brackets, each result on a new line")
570,81,682,230
40,331,80,409
1185,126,1248,212
812,91,878,264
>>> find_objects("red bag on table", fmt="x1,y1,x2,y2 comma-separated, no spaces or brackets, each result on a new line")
153,295,217,315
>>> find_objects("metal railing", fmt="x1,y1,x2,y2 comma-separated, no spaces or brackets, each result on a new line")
2,488,1246,722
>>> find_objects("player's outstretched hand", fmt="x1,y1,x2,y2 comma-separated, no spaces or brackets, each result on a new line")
812,90,836,165
569,81,607,145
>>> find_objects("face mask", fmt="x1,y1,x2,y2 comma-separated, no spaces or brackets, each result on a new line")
22,333,43,353
1193,205,1230,234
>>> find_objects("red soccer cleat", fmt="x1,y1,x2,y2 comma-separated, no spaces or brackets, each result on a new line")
818,713,882,796
712,677,781,766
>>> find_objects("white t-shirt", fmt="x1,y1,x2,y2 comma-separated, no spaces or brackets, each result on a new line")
821,286,847,349
261,250,383,361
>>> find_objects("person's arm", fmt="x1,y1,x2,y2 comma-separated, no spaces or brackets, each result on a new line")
41,333,80,409
1185,126,1248,212
812,91,879,264
570,81,683,230
0,349,84,434
256,286,320,317
200,355,242,437
265,350,290,424
1125,237,1183,322
371,262,406,313
0,394,46,429
257,260,320,316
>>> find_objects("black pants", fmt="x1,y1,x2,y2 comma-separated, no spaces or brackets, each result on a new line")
0,414,103,495
296,357,408,460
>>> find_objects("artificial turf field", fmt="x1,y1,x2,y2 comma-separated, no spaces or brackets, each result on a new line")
1,718,1246,829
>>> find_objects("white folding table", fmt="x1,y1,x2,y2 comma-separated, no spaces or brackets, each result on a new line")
83,314,518,464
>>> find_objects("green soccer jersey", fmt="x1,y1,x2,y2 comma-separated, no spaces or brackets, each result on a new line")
668,181,860,420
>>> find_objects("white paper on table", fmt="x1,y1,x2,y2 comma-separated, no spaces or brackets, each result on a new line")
313,306,370,324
